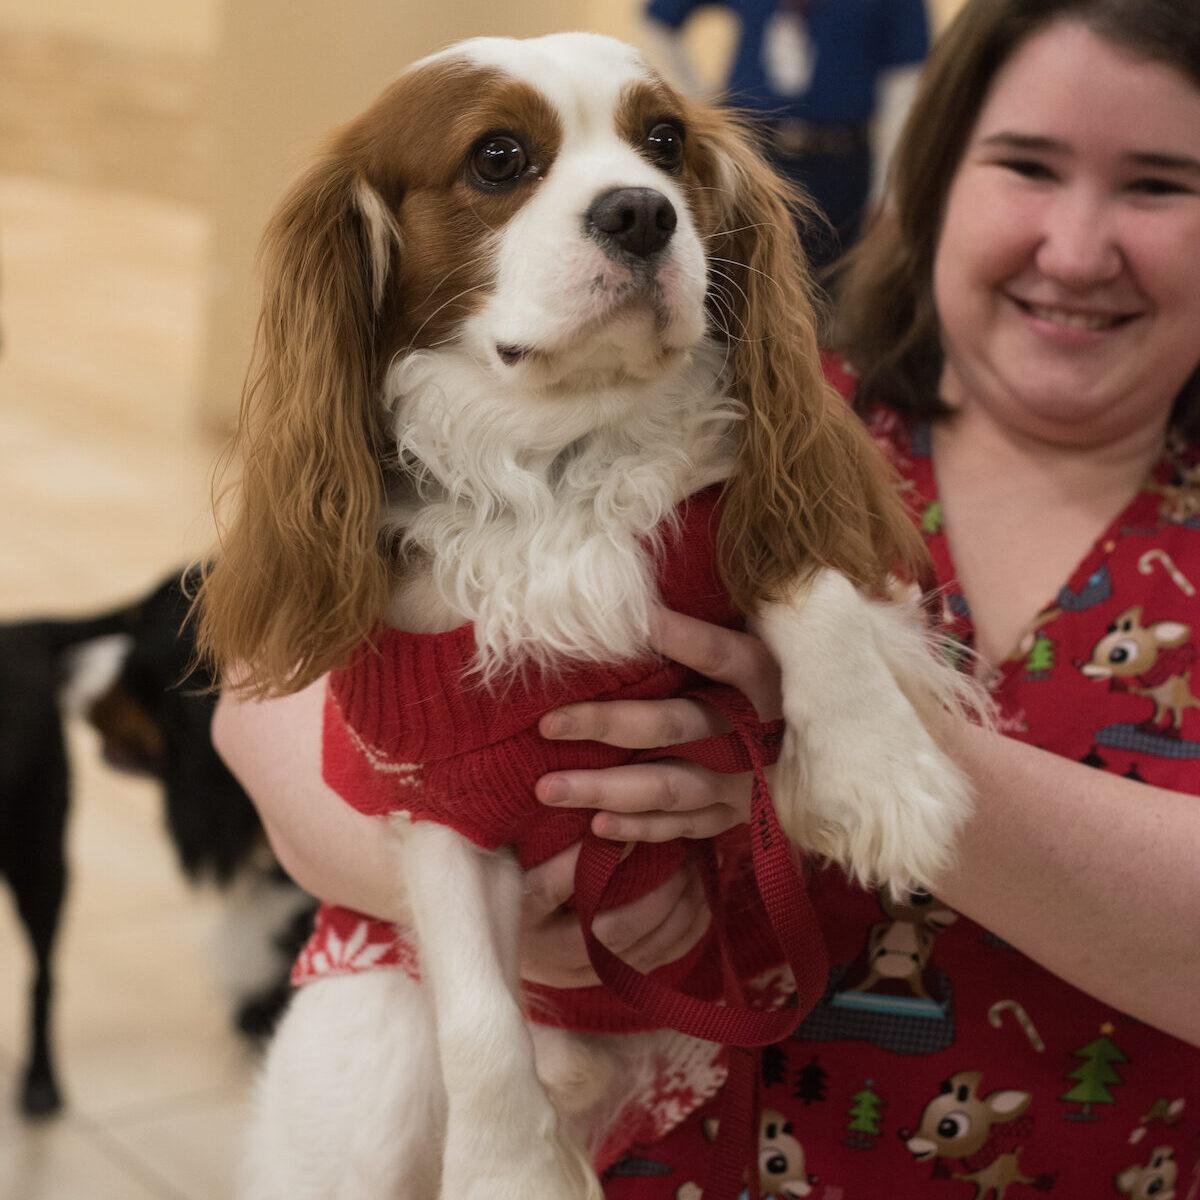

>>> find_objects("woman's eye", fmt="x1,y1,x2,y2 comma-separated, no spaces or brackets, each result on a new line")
471,136,529,186
645,122,685,172
1000,158,1056,181
1128,176,1192,197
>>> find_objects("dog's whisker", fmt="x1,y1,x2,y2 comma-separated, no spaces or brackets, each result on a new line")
412,255,493,315
699,221,774,241
705,290,751,345
707,254,783,291
465,205,506,238
400,280,494,358
707,268,754,333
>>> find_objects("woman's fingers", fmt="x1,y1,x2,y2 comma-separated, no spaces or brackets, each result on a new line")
590,803,743,842
593,863,711,974
519,856,713,987
520,609,781,988
538,759,727,813
519,913,600,988
649,607,783,721
591,861,693,952
521,842,582,919
536,755,754,842
519,844,598,987
618,867,712,973
540,697,724,749
537,760,752,839
537,612,784,752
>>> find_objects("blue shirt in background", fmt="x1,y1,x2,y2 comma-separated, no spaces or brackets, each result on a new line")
644,0,929,126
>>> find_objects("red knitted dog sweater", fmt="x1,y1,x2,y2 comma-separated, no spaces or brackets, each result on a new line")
299,486,799,1032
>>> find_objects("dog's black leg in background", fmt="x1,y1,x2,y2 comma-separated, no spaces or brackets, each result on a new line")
0,614,129,1117
8,788,68,1117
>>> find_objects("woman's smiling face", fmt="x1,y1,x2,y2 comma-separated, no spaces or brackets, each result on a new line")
933,20,1200,446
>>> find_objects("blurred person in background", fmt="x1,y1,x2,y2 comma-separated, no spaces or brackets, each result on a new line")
643,0,930,271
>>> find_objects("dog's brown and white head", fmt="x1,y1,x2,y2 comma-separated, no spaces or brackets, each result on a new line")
200,33,923,693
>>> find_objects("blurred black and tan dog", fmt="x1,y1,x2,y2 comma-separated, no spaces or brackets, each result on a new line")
0,570,315,1116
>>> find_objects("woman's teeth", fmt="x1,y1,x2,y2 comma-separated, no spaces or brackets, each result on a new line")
1025,302,1124,331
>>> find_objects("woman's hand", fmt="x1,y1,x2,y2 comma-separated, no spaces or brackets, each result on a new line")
516,608,785,988
519,842,712,988
534,607,783,842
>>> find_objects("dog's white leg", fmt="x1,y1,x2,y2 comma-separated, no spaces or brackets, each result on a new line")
401,819,602,1200
756,569,977,897
239,971,444,1200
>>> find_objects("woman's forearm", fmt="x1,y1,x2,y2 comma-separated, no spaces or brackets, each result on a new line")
211,680,408,922
937,720,1200,1045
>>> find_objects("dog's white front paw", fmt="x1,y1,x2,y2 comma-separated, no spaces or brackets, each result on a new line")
776,715,971,897
756,571,982,898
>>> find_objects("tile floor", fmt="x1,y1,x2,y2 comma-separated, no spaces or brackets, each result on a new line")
0,170,256,1198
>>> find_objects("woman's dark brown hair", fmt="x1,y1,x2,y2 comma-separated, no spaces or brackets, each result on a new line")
835,0,1200,439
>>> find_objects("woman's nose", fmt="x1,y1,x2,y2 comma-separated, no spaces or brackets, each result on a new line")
1034,188,1123,287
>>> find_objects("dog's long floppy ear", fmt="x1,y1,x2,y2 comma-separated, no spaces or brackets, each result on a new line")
701,112,927,612
197,146,401,697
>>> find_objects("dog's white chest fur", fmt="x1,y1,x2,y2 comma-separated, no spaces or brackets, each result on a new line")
383,343,739,675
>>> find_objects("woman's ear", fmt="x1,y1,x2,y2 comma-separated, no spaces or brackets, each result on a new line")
197,152,402,696
703,112,926,609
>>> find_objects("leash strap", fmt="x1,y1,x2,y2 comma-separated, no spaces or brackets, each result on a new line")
573,686,828,1200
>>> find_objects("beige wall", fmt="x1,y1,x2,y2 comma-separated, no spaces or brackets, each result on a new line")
0,0,219,54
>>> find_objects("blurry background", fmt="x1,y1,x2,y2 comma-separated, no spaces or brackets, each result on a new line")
0,1,964,1196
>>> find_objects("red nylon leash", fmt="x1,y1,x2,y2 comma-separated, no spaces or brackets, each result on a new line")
573,686,829,1200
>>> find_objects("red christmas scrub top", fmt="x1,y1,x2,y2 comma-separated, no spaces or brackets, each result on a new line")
605,404,1200,1200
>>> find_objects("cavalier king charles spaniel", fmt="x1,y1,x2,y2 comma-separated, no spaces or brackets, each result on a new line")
198,32,982,1200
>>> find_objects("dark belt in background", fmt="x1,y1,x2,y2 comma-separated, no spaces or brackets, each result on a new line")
765,118,869,159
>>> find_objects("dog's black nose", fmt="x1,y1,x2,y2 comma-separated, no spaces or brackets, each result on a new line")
586,187,677,259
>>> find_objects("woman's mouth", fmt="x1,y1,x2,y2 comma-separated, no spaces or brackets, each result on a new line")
1013,298,1137,332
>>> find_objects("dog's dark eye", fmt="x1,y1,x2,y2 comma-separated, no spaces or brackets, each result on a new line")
471,135,528,186
645,122,684,172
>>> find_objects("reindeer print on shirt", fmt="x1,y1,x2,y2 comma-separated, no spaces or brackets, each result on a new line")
1081,607,1200,737
847,890,957,1000
900,1070,1055,1200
